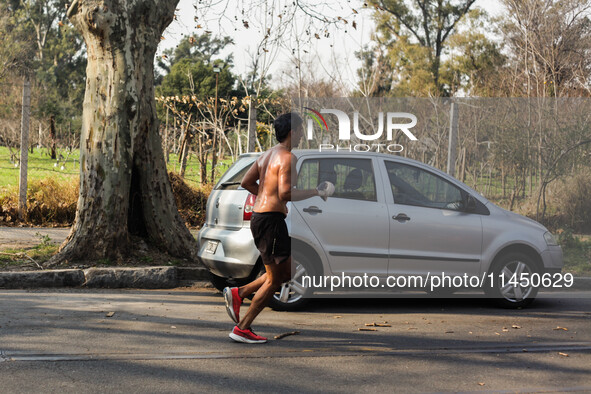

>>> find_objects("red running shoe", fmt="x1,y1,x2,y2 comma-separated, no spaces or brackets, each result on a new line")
223,287,242,323
229,326,267,344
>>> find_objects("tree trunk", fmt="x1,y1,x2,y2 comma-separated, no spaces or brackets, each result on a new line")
164,106,169,163
49,115,57,160
179,115,193,178
247,103,257,152
49,0,198,265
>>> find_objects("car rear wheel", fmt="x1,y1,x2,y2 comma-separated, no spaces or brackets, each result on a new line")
208,272,252,292
268,251,315,311
486,252,540,308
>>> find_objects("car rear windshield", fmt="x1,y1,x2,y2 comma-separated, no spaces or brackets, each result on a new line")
215,156,257,190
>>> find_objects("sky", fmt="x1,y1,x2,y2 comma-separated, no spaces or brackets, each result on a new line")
158,0,505,91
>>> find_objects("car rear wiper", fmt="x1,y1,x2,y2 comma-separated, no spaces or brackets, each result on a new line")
219,181,242,188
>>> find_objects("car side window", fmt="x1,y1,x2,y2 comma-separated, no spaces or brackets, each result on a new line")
298,158,377,202
385,161,464,210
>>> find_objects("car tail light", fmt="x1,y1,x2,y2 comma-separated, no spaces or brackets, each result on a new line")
243,193,256,220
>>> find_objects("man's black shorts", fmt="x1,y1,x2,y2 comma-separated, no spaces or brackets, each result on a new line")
250,211,291,265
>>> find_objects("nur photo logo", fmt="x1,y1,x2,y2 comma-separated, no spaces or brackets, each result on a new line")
304,106,418,153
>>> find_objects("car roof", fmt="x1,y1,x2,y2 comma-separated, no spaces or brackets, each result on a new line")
293,149,426,165
238,149,431,168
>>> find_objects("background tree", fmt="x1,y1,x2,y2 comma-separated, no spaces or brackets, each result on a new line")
500,0,591,97
355,42,394,96
155,33,234,84
156,34,239,183
442,9,506,96
0,0,86,152
0,1,36,81
367,0,478,96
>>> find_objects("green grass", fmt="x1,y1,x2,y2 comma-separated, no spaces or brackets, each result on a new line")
0,146,235,191
0,244,59,269
560,233,591,277
0,146,79,191
165,153,234,188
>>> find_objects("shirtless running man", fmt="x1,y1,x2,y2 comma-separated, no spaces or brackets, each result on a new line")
223,112,334,344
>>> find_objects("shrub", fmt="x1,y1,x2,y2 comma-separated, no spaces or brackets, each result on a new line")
0,173,211,228
0,178,78,225
168,171,211,227
559,172,591,233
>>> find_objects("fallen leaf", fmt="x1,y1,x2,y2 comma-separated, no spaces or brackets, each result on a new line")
559,352,569,357
170,326,176,329
495,332,501,335
105,312,115,318
512,325,522,329
445,331,454,334
554,326,568,331
478,382,485,386
274,331,300,340
502,329,509,332
358,328,377,331
334,316,342,319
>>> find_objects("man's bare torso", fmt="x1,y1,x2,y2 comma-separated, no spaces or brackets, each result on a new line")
253,145,292,214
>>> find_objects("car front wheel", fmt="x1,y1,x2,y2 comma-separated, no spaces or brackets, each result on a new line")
485,252,540,308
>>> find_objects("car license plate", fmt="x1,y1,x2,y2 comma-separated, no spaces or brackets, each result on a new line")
205,241,218,254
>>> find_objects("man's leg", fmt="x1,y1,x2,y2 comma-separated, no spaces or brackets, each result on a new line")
238,257,291,330
237,272,267,299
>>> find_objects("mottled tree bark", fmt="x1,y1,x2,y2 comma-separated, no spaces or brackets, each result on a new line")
48,0,199,265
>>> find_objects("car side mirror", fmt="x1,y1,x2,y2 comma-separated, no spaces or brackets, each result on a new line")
465,195,477,212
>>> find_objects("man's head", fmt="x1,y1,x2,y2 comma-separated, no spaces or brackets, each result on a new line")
274,112,303,146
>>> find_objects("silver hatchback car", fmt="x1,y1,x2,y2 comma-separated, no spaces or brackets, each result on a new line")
198,150,563,309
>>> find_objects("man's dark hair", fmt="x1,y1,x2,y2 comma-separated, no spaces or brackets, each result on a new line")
274,112,303,142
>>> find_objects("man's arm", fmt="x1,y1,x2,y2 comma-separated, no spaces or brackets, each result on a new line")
278,153,319,202
241,159,260,195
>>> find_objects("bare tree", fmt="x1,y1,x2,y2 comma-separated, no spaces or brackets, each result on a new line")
501,0,591,97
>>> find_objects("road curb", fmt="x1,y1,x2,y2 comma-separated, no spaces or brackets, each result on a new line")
0,269,85,289
0,266,210,289
571,277,591,290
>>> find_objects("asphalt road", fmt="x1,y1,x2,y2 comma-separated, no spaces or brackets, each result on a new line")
0,227,70,248
0,227,199,248
1,288,591,393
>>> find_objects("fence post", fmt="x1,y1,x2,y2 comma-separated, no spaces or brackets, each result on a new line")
18,75,31,220
447,101,459,177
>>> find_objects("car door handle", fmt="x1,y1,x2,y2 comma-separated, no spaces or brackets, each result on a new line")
392,213,410,221
303,206,322,214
